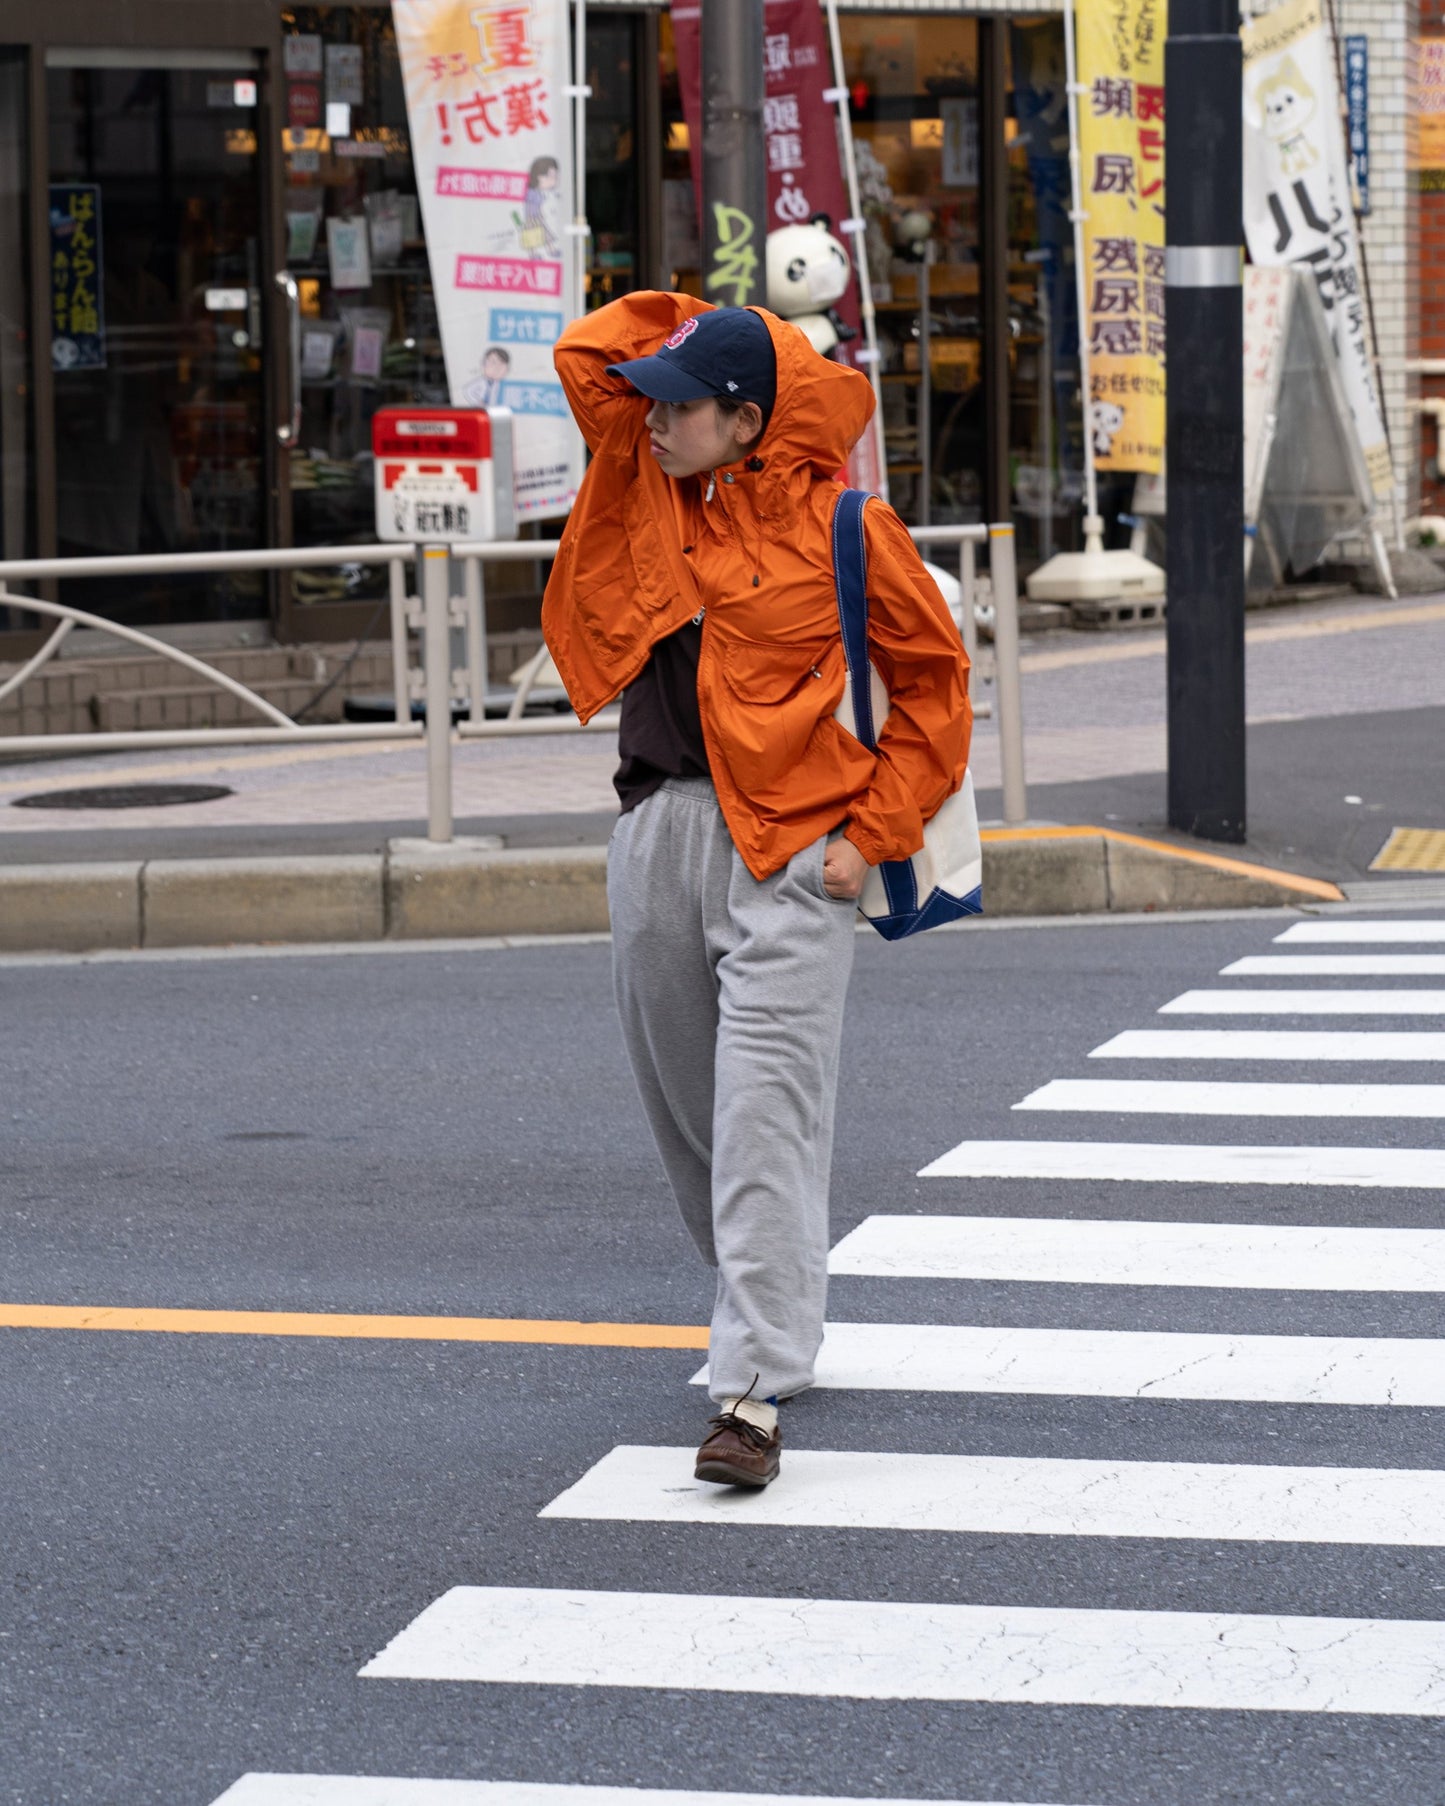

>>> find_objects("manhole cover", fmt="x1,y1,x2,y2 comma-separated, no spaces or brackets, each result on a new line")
11,783,234,810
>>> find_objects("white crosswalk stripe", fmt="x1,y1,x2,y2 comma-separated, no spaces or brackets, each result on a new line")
829,1212,1445,1288
1276,921,1445,943
542,1445,1445,1545
360,1584,1445,1714
1222,953,1445,976
1160,988,1445,1014
916,1139,1445,1186
336,916,1445,1778
1092,1028,1445,1058
1015,1077,1445,1117
690,1320,1445,1405
211,1783,1046,1806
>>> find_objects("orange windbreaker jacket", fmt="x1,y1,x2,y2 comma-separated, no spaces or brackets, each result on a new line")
541,290,972,880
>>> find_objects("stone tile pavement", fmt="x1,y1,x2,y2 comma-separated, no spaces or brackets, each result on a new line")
2,593,1442,843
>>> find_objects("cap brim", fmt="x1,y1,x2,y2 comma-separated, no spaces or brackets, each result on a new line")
605,353,717,402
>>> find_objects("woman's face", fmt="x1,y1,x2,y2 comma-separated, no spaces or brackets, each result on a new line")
644,397,755,479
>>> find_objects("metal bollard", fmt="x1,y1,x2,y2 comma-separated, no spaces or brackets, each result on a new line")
988,523,1028,826
422,544,454,843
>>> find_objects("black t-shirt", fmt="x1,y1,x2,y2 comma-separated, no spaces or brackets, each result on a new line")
613,613,710,812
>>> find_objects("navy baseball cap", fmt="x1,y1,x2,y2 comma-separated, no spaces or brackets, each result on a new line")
607,307,777,417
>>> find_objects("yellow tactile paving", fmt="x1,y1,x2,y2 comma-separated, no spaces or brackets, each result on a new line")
1372,828,1445,873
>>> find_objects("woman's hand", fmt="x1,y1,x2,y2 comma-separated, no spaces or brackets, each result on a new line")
822,834,870,900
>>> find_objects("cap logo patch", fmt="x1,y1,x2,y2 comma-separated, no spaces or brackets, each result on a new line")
725,380,739,391
662,317,700,350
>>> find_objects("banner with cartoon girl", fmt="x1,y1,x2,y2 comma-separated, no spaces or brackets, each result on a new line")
393,0,582,521
1242,0,1392,498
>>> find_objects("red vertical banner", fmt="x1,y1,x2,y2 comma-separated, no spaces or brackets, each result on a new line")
672,0,879,486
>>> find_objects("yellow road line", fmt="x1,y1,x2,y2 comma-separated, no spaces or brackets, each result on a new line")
979,823,1342,902
0,1303,709,1349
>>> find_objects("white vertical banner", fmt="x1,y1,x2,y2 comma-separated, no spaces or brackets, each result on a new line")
1241,0,1393,500
393,0,583,523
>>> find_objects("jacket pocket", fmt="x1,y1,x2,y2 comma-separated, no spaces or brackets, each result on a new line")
721,637,841,706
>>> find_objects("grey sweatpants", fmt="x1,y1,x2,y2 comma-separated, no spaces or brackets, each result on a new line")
608,777,857,1403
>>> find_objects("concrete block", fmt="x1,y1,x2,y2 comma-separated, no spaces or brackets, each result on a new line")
386,840,609,939
980,833,1110,917
1104,836,1311,912
143,855,384,947
0,862,141,951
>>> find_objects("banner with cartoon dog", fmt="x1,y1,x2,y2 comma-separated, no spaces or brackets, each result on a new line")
1076,0,1166,473
1242,0,1392,498
393,0,582,521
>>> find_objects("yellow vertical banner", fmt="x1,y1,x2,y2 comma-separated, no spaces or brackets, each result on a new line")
1076,0,1166,472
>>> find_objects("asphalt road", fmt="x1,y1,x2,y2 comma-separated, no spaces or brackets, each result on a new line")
6,906,1445,1804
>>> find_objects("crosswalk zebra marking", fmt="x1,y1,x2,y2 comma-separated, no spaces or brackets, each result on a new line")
1159,989,1445,1015
1276,922,1445,944
358,1584,1445,1714
1015,1078,1445,1118
209,1781,1049,1806
688,1320,1445,1405
543,1446,1445,1547
1222,954,1445,977
915,1140,1445,1187
828,1213,1445,1289
1090,1028,1445,1060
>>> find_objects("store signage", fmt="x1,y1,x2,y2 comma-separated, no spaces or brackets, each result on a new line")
1242,0,1393,498
1075,0,1166,473
1421,40,1445,188
1343,35,1368,213
48,183,105,372
372,406,516,542
671,0,878,491
392,0,581,524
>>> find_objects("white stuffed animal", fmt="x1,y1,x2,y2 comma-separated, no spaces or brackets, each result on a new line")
766,219,854,357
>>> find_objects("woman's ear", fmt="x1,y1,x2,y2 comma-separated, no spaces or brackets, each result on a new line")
732,401,765,449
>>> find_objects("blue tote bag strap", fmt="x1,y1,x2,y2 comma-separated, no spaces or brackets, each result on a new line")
830,487,877,750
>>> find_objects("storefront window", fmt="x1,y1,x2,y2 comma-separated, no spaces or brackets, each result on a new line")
0,50,33,635
47,52,267,626
282,6,437,590
840,16,982,526
1008,18,1084,570
584,14,643,309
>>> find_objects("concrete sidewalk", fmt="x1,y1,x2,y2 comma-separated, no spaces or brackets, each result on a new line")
3,589,1442,949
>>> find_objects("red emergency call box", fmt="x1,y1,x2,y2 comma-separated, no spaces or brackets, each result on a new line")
372,406,515,543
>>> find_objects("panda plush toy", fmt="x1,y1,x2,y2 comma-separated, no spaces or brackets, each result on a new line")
765,218,856,358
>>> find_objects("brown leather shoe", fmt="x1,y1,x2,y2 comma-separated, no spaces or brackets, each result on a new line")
695,1406,782,1487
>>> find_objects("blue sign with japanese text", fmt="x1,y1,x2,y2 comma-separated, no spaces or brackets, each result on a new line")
49,183,106,371
1345,35,1369,216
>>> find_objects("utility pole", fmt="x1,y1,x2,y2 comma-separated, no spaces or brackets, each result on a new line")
1165,0,1246,843
701,0,767,308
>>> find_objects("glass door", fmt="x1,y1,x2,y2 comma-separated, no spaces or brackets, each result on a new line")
45,48,271,627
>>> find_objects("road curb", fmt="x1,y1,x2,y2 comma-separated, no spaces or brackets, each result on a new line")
0,830,1339,953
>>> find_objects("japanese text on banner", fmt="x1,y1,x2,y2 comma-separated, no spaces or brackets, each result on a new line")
671,0,879,491
1076,0,1166,473
49,184,106,372
392,0,581,521
1242,0,1392,498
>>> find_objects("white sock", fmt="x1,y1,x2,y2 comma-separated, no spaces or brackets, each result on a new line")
722,1395,778,1434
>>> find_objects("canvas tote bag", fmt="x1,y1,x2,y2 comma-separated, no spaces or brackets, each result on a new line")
830,487,983,939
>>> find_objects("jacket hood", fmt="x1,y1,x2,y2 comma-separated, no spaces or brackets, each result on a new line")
746,305,876,483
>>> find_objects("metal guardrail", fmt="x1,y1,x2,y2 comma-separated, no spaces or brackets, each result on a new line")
0,519,1027,843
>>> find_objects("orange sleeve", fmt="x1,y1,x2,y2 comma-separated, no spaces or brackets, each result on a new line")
554,290,714,454
841,502,973,868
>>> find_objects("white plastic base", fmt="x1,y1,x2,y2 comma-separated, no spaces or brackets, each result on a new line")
1026,546,1166,604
